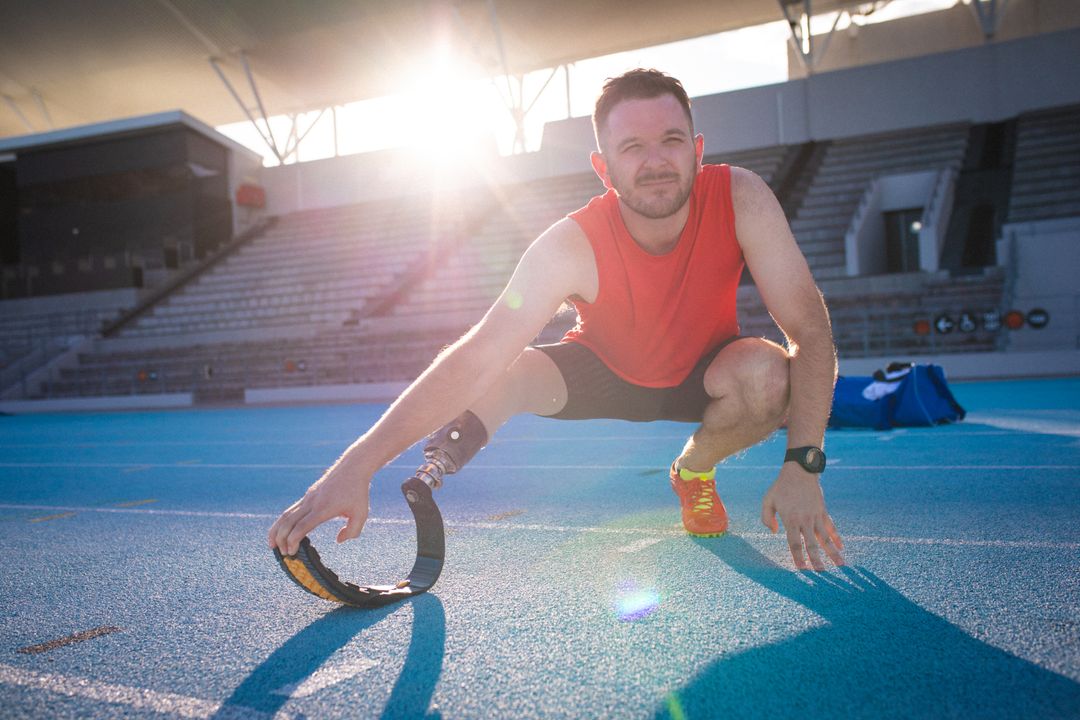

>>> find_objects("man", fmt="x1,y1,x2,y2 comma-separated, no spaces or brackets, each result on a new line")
269,69,844,571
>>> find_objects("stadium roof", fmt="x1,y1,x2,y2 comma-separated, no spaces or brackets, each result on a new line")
0,0,865,140
0,110,264,161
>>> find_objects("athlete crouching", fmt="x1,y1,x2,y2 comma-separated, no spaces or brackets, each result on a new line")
269,68,844,572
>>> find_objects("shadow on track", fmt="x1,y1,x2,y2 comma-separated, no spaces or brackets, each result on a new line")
214,594,445,718
655,536,1080,719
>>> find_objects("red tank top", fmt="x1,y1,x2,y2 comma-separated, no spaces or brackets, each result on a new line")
563,164,743,388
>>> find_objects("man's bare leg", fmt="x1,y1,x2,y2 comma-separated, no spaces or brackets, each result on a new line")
676,338,791,472
464,347,569,435
411,347,565,491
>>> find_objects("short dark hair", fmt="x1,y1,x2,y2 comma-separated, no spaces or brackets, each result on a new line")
593,69,693,149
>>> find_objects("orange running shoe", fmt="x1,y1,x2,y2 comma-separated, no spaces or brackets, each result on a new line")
669,462,728,537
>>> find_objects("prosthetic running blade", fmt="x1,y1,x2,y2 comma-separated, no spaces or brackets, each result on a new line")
274,476,445,608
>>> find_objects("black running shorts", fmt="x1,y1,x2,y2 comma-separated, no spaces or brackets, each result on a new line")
533,336,746,423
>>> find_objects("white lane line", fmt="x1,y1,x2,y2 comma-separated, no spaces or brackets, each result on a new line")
0,503,275,520
272,657,378,698
0,427,1062,451
453,464,1080,471
2,502,1076,551
0,441,347,448
415,464,1080,471
0,662,276,719
5,462,1078,472
835,534,1080,550
616,537,664,554
965,412,1080,438
0,428,1057,452
0,462,323,469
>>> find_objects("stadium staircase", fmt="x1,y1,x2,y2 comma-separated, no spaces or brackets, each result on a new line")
773,141,828,221
939,120,1017,271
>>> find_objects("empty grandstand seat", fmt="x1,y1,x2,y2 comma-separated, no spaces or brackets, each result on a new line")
1008,104,1080,223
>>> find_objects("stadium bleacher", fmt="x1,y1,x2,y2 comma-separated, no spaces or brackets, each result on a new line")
1008,104,1080,223
787,123,971,279
120,198,443,340
3,107,1077,404
0,289,136,397
389,172,603,324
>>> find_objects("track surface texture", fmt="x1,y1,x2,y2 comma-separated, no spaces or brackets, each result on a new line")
1,377,1078,719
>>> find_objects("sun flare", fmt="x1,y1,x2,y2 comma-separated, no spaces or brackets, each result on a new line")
400,49,502,164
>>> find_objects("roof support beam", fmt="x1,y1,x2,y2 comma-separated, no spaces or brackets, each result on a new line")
485,0,528,153
153,0,223,56
31,89,53,129
450,0,566,153
281,108,326,163
238,51,282,157
1,94,35,133
564,63,573,119
476,0,567,153
487,0,516,113
969,0,1009,39
209,56,284,164
156,0,291,163
331,105,339,158
779,0,844,74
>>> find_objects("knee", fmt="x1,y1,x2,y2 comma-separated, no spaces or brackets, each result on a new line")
752,345,790,425
704,339,789,425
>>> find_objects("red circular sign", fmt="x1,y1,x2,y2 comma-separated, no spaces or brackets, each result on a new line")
1004,310,1025,330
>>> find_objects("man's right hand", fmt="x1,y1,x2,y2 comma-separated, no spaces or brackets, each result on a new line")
268,462,371,557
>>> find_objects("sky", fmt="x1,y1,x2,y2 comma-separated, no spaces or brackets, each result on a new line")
216,0,960,166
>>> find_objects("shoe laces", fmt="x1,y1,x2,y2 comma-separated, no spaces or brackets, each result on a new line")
686,476,719,515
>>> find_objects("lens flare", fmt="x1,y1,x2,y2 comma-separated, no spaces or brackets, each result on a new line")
614,580,661,621
505,290,523,310
666,692,687,720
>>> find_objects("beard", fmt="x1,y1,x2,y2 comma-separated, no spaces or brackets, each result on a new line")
609,164,696,220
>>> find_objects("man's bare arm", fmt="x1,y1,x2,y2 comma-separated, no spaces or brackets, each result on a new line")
731,166,843,570
269,218,595,555
356,219,593,471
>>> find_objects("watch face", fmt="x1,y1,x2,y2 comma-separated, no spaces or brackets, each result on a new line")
786,446,826,473
803,446,825,474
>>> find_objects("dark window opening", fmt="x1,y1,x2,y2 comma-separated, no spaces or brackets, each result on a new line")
884,207,923,274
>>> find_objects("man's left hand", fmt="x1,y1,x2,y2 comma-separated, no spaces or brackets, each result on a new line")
761,463,845,570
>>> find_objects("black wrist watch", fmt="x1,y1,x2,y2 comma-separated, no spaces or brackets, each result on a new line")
785,446,826,474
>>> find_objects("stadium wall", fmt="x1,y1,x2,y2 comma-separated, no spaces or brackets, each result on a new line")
997,217,1080,353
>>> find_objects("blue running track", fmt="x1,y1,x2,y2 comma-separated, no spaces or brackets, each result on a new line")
0,377,1078,718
